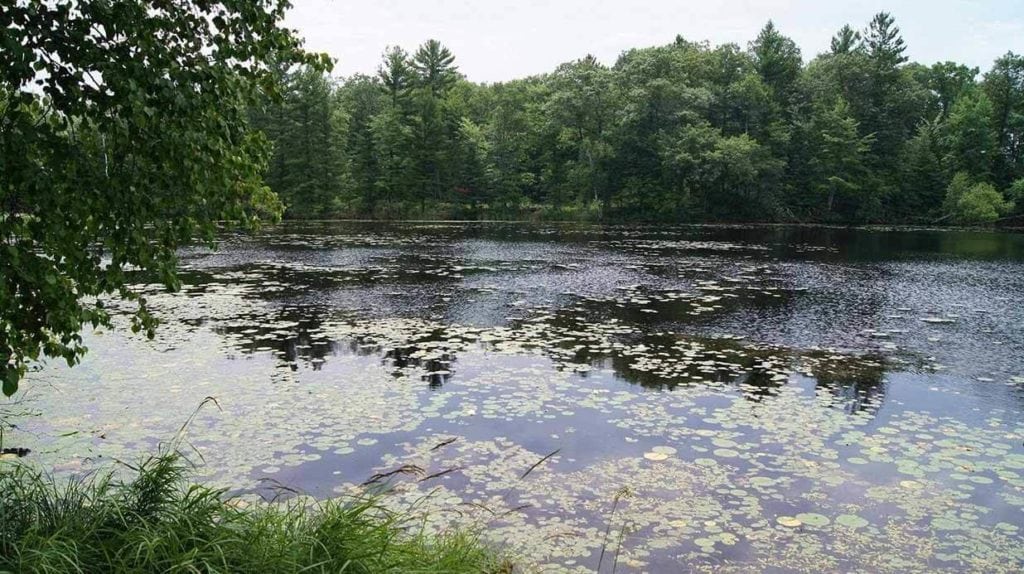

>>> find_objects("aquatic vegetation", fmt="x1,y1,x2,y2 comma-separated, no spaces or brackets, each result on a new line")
6,223,1024,572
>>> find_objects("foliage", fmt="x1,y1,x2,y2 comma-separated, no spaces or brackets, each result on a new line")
256,14,1024,226
829,25,861,55
896,118,947,219
918,61,978,118
251,66,349,218
750,21,802,111
0,1,325,395
944,172,1015,223
0,453,506,573
1010,178,1024,205
944,89,998,179
983,52,1024,188
803,99,873,220
6,8,1024,395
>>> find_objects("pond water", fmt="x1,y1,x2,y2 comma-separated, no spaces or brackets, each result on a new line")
9,222,1024,573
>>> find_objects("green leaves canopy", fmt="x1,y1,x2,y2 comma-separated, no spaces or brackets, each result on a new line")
0,1,325,395
289,15,1018,225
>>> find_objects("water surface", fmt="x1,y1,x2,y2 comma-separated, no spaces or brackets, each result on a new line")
11,222,1024,573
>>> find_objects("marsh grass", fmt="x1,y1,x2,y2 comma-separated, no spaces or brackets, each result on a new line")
0,396,508,574
0,451,510,574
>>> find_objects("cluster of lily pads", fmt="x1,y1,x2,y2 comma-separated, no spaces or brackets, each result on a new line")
7,224,1024,573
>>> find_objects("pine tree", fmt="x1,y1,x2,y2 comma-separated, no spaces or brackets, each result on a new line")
750,21,802,111
830,25,862,55
378,46,413,107
411,39,459,98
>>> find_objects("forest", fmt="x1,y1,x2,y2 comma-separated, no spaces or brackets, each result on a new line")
4,4,1024,572
254,13,1024,224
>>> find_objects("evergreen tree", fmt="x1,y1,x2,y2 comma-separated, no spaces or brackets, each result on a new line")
861,12,911,170
897,119,948,219
378,46,413,107
411,39,459,98
830,25,862,55
409,40,462,207
337,74,387,212
863,13,908,72
750,21,802,112
244,25,1021,227
251,66,346,217
370,107,417,210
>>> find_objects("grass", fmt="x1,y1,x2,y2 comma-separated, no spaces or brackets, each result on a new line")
0,452,510,574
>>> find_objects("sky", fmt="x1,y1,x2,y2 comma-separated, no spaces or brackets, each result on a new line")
285,0,1024,83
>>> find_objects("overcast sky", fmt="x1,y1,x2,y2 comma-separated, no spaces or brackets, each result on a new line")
285,0,1024,83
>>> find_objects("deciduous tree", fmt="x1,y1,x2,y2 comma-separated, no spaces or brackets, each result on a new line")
1,0,322,394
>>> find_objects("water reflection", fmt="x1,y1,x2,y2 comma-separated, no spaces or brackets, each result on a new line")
807,353,888,415
164,222,1024,416
19,221,1023,573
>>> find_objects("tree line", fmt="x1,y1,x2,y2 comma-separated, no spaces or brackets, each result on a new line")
253,13,1024,224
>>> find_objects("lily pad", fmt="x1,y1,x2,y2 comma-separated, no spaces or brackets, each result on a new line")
835,514,869,529
795,513,830,527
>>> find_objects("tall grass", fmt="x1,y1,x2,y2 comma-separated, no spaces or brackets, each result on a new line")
0,453,510,573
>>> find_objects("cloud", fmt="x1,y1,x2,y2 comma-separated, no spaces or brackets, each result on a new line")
286,0,1024,82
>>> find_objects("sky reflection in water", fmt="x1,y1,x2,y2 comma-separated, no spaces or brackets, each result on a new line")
13,222,1024,573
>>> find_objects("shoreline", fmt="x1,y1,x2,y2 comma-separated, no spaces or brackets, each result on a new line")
269,217,1024,233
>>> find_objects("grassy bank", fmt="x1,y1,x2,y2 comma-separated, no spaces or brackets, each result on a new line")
0,454,508,573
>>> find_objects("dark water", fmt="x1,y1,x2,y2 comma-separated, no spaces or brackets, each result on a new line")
11,222,1024,573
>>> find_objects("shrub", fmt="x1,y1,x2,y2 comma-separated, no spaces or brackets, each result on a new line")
943,172,1014,224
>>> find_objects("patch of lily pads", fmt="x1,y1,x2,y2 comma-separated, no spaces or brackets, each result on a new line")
7,223,1024,573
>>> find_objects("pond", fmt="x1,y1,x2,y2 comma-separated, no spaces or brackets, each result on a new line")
9,222,1024,572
